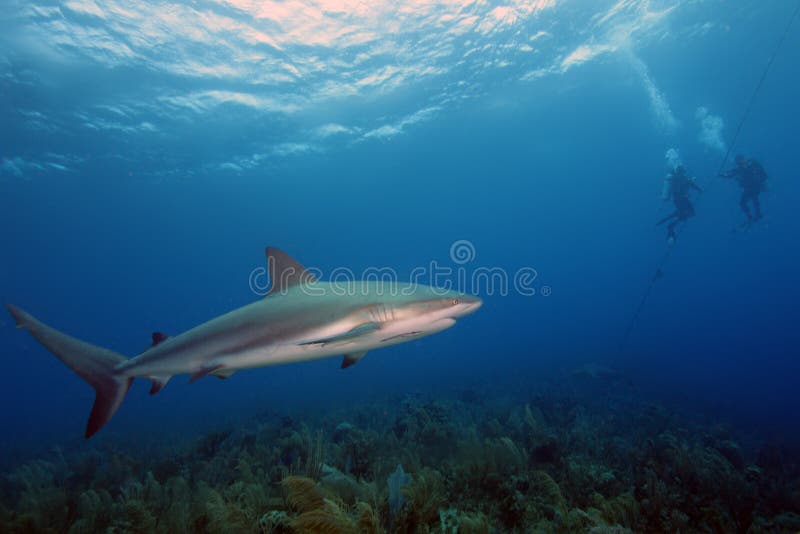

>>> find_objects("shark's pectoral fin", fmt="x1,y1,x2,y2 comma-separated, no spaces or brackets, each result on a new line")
189,364,224,383
381,331,423,342
148,375,172,395
341,351,368,369
300,322,380,347
212,369,237,379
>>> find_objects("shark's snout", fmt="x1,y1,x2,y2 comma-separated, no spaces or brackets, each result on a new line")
465,297,483,314
452,294,482,317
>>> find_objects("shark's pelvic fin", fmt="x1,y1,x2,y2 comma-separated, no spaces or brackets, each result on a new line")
341,351,369,369
265,247,317,296
188,365,236,381
5,304,132,438
189,364,224,383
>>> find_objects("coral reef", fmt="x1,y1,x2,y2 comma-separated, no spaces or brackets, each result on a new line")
1,385,799,533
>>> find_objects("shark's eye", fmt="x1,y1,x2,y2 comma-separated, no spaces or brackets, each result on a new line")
451,298,460,305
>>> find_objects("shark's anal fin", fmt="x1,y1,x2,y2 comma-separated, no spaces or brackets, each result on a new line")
341,351,368,369
189,364,224,383
265,248,318,297
148,375,172,395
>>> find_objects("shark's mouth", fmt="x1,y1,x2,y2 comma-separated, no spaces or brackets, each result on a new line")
432,317,457,331
379,318,457,342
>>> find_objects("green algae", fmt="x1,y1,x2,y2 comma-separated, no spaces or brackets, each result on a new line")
1,389,799,533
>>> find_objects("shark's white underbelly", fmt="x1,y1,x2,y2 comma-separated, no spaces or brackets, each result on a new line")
119,296,461,378
218,316,456,371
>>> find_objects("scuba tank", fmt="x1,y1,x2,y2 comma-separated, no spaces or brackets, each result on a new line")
750,160,769,192
661,174,671,200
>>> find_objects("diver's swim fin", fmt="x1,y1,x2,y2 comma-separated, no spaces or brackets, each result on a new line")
732,219,756,234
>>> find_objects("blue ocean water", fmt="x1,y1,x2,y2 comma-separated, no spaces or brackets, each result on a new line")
0,0,798,467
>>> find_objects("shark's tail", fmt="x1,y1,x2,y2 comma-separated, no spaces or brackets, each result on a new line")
6,304,132,438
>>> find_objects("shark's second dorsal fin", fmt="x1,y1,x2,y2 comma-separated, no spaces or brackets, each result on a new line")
266,247,317,296
151,332,169,347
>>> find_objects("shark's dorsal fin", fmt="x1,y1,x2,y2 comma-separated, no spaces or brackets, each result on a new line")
150,332,169,347
265,247,317,296
341,351,368,369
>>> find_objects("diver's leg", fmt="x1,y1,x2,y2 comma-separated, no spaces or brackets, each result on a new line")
740,191,753,220
667,220,678,241
657,211,678,226
753,193,762,219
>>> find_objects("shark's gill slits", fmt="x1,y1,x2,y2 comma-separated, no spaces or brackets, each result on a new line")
367,302,390,324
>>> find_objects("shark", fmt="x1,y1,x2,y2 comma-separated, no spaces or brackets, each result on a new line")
6,247,482,438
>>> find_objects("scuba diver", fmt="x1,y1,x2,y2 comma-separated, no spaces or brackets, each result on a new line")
657,165,703,244
720,154,768,223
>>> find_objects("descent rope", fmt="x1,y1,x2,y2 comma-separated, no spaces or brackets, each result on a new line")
618,1,800,353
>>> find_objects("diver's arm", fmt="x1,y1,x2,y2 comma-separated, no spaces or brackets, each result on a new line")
690,179,703,193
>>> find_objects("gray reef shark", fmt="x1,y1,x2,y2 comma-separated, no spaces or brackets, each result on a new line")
6,248,482,438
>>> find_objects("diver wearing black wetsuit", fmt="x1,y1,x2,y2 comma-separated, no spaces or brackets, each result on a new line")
721,154,768,222
657,166,703,243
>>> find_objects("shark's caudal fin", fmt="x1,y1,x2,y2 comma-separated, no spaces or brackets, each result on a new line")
6,304,132,438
